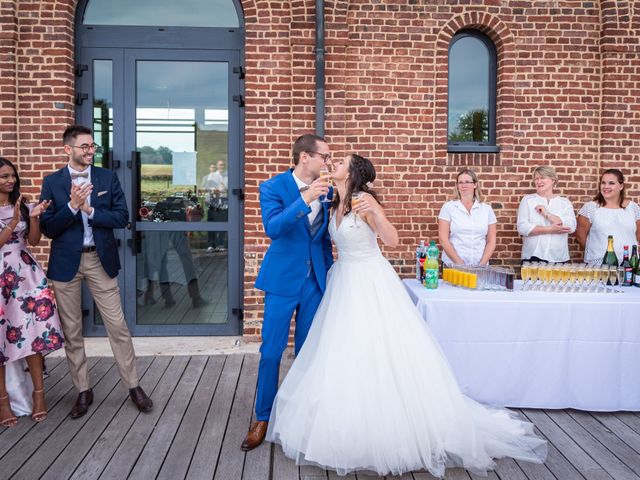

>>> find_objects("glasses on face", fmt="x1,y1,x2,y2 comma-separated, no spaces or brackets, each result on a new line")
457,181,475,185
71,143,101,153
307,151,331,162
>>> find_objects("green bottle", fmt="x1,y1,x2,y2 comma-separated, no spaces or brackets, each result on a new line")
424,240,439,290
601,235,619,266
632,244,640,287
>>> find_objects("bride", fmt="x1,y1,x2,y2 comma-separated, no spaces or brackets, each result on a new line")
266,154,547,477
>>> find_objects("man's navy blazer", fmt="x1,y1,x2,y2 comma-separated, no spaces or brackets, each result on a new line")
40,166,129,282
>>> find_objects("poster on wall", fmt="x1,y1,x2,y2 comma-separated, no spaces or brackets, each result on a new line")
172,151,197,185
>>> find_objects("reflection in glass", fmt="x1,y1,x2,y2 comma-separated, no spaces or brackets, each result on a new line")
136,61,228,223
136,231,228,325
83,0,240,28
448,35,490,143
92,60,113,168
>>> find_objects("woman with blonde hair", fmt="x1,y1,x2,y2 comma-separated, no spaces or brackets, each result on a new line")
516,166,576,263
438,169,497,265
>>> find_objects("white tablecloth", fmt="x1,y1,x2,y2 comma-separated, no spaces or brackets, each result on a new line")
403,279,640,411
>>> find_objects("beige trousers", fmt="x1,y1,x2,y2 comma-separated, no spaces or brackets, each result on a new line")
51,251,139,392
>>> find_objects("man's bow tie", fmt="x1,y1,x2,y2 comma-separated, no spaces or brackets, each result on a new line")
71,172,89,179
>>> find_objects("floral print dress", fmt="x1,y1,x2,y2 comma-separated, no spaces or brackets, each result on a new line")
0,204,63,366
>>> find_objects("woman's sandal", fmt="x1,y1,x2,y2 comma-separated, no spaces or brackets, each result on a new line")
0,395,18,427
31,389,47,423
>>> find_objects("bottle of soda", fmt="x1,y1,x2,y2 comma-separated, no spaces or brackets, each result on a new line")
621,245,633,286
415,240,425,281
424,240,440,290
419,240,427,283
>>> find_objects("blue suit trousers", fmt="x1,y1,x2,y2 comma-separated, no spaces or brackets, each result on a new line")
255,273,323,421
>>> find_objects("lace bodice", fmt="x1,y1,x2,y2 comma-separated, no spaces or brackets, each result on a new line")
329,211,382,262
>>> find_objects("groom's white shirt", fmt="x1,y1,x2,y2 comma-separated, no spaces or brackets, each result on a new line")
292,171,321,226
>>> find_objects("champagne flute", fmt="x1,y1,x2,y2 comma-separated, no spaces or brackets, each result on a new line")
575,265,585,292
529,262,540,291
616,267,625,293
607,266,617,293
598,266,609,293
521,262,531,291
318,162,332,203
587,263,599,292
350,191,364,227
542,264,552,291
551,264,561,292
559,265,570,292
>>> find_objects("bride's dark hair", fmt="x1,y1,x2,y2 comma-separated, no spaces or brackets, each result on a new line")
332,154,381,215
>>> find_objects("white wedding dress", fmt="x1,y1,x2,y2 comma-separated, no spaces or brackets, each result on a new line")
266,212,547,477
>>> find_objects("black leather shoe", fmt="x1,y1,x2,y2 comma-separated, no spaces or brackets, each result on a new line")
70,389,94,419
129,386,153,413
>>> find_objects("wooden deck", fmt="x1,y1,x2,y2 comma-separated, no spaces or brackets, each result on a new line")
2,353,640,480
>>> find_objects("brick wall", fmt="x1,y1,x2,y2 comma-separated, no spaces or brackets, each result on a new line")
0,1,638,340
242,0,640,341
1,0,76,259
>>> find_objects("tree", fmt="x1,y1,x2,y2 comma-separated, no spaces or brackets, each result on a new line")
449,109,488,142
157,146,173,164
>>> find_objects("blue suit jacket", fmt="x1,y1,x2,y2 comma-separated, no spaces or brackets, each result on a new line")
255,169,333,296
39,166,129,282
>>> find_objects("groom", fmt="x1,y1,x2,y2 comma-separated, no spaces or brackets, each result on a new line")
241,134,334,451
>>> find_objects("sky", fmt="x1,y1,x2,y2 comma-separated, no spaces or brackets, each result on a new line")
448,36,490,136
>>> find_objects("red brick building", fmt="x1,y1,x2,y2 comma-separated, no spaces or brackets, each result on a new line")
0,1,638,339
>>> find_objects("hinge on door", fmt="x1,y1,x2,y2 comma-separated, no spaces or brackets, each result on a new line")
232,308,244,320
233,66,245,79
232,95,245,107
232,188,244,200
81,309,89,318
75,93,88,105
75,64,88,77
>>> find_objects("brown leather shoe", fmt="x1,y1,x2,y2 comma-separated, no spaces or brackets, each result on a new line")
241,420,268,451
129,386,153,413
70,389,93,419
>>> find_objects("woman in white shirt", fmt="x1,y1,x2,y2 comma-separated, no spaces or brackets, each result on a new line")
576,169,640,264
438,169,497,265
516,166,576,263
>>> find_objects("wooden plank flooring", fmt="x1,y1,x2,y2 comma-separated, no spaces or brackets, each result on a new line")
1,353,639,480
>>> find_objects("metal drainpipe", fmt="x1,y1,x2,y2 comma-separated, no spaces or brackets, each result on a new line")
315,0,325,137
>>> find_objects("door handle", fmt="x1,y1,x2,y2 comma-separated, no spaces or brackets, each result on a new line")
128,150,140,255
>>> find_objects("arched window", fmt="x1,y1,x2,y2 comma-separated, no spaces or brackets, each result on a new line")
448,30,498,153
83,0,240,27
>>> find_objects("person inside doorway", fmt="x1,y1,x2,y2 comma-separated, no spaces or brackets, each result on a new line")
200,161,228,253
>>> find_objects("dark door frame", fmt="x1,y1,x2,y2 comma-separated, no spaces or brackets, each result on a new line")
74,1,245,336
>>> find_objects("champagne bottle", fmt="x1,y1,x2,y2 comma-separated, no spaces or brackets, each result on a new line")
621,245,633,286
601,236,618,266
601,235,618,285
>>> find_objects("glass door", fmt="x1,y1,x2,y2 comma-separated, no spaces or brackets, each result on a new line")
77,47,243,336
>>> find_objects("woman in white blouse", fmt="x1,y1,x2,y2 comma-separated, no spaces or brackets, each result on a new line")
438,169,496,266
576,169,640,264
516,166,576,263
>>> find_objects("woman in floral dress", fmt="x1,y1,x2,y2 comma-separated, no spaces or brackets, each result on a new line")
0,157,63,427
